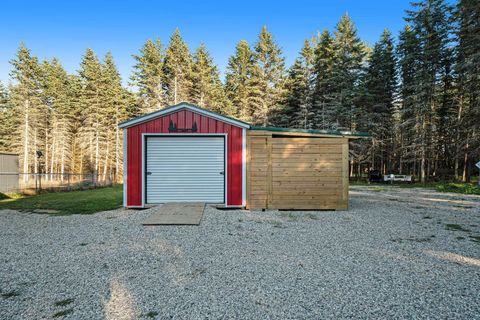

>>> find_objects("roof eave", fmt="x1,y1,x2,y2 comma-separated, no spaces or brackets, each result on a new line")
118,102,251,129
250,126,369,138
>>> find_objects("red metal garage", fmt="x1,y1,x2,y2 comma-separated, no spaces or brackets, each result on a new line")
119,102,250,208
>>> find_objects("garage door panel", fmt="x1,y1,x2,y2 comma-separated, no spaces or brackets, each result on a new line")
146,136,225,204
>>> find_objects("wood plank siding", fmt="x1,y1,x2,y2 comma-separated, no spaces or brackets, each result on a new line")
246,131,349,210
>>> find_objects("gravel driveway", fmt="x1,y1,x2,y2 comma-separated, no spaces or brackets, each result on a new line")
1,186,479,319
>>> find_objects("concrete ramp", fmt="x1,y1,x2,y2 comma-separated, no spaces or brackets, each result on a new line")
142,203,205,225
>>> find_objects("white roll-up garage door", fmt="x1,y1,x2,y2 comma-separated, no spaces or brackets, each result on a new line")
145,136,225,203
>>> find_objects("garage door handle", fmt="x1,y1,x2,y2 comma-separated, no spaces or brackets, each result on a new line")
146,171,152,175
219,171,224,175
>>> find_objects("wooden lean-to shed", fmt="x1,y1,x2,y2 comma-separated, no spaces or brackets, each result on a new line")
246,127,367,210
119,103,367,210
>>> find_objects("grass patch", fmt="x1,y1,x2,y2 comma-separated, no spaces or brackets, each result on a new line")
52,308,74,318
143,311,159,318
445,224,470,232
469,236,480,243
269,220,286,228
307,213,319,220
351,180,480,195
436,183,480,195
54,298,74,307
391,237,433,243
1,290,20,298
0,185,123,215
279,212,298,221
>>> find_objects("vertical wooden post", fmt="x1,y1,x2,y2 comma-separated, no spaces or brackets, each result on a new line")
342,139,349,210
246,136,251,210
266,135,272,209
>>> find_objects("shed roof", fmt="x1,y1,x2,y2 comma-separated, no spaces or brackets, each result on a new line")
250,126,369,138
118,102,251,129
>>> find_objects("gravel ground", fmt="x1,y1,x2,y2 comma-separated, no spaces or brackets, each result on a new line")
1,186,479,319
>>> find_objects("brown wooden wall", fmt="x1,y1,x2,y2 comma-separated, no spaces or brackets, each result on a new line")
246,131,349,210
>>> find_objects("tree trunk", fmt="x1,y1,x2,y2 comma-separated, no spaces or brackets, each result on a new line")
103,138,109,181
174,76,178,104
50,133,56,180
34,128,38,175
421,119,426,183
23,99,30,181
44,124,49,181
462,137,469,182
95,123,99,174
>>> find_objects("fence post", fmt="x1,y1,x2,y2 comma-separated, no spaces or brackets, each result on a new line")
67,174,71,191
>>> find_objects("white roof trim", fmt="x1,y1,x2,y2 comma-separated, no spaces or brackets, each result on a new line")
118,102,250,129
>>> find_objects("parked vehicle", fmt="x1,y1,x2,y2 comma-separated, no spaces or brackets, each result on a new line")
368,170,383,183
368,170,414,184
383,174,413,183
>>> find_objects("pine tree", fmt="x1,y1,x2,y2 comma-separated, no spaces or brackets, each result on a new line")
41,58,72,177
192,44,233,115
163,29,193,105
0,82,15,151
397,25,421,175
282,39,315,128
225,40,255,122
9,43,42,178
456,0,480,181
311,30,336,129
360,29,397,173
65,74,83,174
102,52,128,181
330,14,366,130
131,38,165,113
405,0,453,182
251,26,286,126
78,48,105,174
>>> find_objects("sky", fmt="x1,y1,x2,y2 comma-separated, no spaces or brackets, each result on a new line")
1,0,416,87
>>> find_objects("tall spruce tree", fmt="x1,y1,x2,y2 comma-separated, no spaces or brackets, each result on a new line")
282,39,315,128
78,48,105,174
163,29,193,105
311,30,336,129
456,0,480,181
360,29,397,173
0,82,15,151
65,74,83,174
131,38,165,113
102,52,128,180
41,58,72,176
405,0,453,182
9,44,42,178
225,40,255,122
330,14,366,130
192,44,233,115
251,26,286,126
397,25,421,175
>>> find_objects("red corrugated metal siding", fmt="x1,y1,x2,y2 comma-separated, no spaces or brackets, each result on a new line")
126,109,244,206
